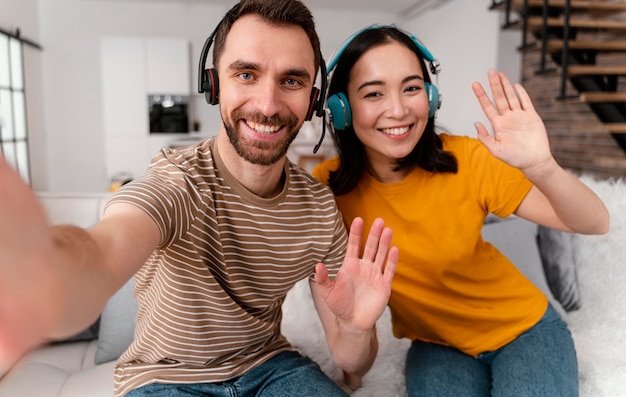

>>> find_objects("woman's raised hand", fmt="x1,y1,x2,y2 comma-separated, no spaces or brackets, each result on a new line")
472,69,554,173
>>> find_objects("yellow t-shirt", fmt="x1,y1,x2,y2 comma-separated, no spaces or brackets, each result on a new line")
312,134,548,357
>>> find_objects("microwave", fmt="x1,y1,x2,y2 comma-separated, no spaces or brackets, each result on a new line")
148,94,189,133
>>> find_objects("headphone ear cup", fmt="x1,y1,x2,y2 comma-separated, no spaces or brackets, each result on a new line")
327,92,352,130
425,82,440,118
305,87,320,121
203,68,220,105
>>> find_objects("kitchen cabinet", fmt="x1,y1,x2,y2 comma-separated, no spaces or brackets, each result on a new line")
100,36,190,184
146,38,191,95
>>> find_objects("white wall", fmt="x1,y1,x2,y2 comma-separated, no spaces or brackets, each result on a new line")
13,0,517,192
398,0,521,137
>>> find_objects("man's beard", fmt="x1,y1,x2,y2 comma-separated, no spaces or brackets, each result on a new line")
222,108,301,166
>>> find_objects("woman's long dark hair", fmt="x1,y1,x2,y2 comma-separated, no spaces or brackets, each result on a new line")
328,27,457,196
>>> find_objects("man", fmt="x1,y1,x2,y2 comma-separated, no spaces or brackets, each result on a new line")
0,0,398,396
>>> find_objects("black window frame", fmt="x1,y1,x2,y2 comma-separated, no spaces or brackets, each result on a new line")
0,27,41,184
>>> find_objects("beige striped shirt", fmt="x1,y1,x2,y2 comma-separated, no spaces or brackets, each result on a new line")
107,138,347,396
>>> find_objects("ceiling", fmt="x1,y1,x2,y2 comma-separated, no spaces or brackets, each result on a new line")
76,0,444,16
246,0,427,14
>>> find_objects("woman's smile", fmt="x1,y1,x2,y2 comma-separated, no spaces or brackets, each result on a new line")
380,124,412,137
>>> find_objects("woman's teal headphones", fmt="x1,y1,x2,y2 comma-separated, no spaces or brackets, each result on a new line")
326,25,442,131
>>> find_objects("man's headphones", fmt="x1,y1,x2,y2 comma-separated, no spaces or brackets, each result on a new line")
326,25,442,131
197,3,327,122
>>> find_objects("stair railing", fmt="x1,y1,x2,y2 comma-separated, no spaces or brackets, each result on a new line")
558,0,573,99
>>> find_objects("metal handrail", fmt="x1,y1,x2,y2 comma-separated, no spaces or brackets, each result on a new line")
520,0,531,48
558,0,573,99
539,0,550,72
492,0,597,100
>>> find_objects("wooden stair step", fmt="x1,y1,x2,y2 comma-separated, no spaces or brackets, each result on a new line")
568,64,626,76
527,16,626,32
606,123,626,133
542,39,626,52
490,3,626,139
492,0,626,13
580,92,626,102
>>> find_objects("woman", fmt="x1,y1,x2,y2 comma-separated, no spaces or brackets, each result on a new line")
312,25,609,396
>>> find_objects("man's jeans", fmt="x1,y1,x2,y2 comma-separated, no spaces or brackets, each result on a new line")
125,350,348,397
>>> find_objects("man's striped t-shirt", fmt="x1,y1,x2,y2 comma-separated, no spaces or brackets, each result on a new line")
107,138,348,397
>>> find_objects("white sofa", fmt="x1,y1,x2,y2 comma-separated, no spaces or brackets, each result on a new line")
1,175,624,397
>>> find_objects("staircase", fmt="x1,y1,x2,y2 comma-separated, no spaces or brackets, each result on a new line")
490,0,626,178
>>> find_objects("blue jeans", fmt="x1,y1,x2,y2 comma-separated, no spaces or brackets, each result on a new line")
125,350,348,397
405,305,578,397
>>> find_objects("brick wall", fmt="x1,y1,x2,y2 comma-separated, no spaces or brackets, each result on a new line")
521,41,626,181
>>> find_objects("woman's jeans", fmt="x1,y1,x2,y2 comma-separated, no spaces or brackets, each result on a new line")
405,304,578,397
125,350,348,397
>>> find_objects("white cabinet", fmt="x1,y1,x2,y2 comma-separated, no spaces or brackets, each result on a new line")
100,36,190,184
146,38,191,95
101,37,147,139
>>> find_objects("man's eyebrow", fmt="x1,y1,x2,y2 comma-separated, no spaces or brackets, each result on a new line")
285,68,312,83
357,74,424,91
228,60,260,71
227,60,312,83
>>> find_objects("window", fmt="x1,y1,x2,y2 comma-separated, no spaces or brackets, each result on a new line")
0,30,30,183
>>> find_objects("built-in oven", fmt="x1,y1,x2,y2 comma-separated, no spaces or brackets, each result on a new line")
148,94,189,133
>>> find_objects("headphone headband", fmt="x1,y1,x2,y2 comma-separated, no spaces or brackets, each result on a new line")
327,24,441,76
197,25,218,95
197,3,240,96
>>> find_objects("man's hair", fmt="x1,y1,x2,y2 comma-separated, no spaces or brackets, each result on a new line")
211,0,321,73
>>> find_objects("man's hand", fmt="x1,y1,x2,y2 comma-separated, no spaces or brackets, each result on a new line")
0,158,63,372
314,217,398,332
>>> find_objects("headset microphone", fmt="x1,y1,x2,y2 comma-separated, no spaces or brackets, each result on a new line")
312,113,327,154
311,58,329,154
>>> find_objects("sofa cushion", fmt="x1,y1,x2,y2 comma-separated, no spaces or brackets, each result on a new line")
94,278,137,365
537,226,580,311
0,361,77,396
0,341,99,397
481,216,565,317
57,361,116,397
